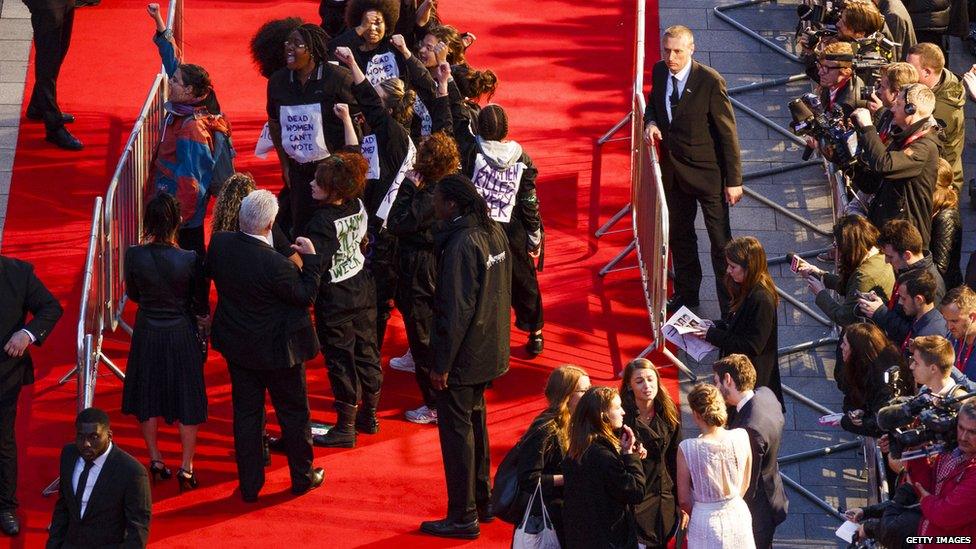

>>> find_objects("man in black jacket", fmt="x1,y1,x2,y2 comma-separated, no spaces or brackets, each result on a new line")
206,190,325,502
713,354,788,549
420,175,512,540
47,408,151,548
643,25,741,316
0,254,62,536
852,84,939,247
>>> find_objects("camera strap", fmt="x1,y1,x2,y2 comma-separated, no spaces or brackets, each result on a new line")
955,339,975,372
889,124,933,152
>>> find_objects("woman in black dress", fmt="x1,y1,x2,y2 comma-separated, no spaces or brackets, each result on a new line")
690,236,784,409
514,365,590,546
122,192,209,492
620,358,684,548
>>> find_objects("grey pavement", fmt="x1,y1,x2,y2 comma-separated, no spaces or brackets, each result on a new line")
0,0,32,242
658,0,976,547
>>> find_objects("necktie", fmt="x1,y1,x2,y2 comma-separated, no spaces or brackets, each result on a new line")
669,75,681,114
75,459,94,516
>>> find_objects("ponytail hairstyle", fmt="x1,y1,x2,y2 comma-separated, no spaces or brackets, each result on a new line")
250,17,304,78
314,151,369,204
543,365,589,452
377,78,416,126
211,172,258,232
477,104,508,141
567,387,621,461
435,174,493,230
143,192,181,244
413,131,460,188
453,64,498,102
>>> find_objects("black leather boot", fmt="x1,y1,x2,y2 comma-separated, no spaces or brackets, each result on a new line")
314,402,358,448
356,391,380,434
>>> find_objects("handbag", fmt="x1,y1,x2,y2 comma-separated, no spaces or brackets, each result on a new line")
512,480,560,549
492,434,531,524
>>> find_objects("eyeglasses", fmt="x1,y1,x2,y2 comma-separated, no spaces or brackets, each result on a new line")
284,41,308,50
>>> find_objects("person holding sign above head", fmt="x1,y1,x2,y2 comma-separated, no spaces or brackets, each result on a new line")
302,151,382,448
452,100,544,356
267,23,356,238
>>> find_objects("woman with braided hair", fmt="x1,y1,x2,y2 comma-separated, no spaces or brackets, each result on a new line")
266,22,356,237
302,151,382,448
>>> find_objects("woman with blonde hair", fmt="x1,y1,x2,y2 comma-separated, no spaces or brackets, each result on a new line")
677,383,754,548
513,365,590,546
562,386,646,548
620,359,684,548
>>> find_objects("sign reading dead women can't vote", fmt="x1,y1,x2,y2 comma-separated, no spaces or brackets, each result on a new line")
365,52,399,86
279,104,330,164
361,134,381,180
472,154,525,223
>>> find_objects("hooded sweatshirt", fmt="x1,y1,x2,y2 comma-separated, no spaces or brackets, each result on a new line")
931,69,966,190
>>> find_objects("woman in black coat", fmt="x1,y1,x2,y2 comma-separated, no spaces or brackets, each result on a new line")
838,323,908,437
562,387,646,549
691,236,784,408
515,365,590,546
122,193,209,492
931,158,963,290
619,359,683,548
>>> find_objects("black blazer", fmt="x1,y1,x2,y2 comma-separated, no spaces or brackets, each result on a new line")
47,444,151,549
622,402,681,547
206,231,324,370
728,387,789,531
0,255,62,393
643,60,741,196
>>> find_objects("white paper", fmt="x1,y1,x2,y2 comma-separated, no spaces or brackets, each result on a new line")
375,138,417,224
818,413,844,427
254,121,274,159
835,520,859,543
662,306,717,362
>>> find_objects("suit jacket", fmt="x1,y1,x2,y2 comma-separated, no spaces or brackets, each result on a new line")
0,255,63,394
206,231,324,370
47,444,151,549
729,388,788,532
643,60,741,196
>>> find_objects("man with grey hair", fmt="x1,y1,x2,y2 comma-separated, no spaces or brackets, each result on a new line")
643,25,742,317
206,189,326,502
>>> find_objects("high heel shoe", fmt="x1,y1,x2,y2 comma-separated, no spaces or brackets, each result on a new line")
176,468,198,493
148,460,171,484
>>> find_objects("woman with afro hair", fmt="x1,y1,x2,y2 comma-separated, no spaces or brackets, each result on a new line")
322,0,435,45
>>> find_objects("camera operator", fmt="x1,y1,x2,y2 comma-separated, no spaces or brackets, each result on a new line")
816,42,867,115
873,0,917,59
940,286,976,381
837,0,901,59
906,43,966,192
849,84,939,247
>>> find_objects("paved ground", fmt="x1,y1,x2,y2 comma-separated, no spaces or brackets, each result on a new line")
655,0,976,547
0,0,31,242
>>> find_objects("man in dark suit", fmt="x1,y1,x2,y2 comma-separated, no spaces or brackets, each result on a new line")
713,354,788,549
22,0,83,150
644,25,742,316
0,254,62,536
47,407,151,548
206,189,325,502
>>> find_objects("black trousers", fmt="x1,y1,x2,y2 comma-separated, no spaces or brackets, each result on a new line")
435,382,491,523
0,382,22,512
26,0,74,132
505,225,543,332
395,249,437,408
317,305,382,406
285,160,320,239
665,183,732,315
367,228,398,351
227,362,315,498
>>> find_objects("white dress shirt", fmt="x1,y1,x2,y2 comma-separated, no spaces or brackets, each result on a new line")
244,231,274,247
736,390,756,413
72,442,112,518
665,60,693,122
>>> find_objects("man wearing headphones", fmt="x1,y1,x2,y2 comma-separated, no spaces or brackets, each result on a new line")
850,84,940,247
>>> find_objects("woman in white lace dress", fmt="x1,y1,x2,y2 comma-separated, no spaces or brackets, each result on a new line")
676,383,755,548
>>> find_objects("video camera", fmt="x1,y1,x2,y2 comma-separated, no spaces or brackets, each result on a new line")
788,92,859,166
797,0,845,26
876,386,976,460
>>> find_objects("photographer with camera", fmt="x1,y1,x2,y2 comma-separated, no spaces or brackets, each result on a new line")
849,84,939,247
906,43,966,192
837,0,904,59
817,42,868,115
873,0,917,59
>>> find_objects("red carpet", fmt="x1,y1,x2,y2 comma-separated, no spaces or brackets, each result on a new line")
4,0,663,546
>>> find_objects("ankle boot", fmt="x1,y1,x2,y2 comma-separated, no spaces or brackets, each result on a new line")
314,402,358,448
356,391,380,434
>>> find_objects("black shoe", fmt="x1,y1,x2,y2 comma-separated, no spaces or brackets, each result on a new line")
74,0,100,6
314,402,358,448
25,109,75,124
419,518,480,539
291,467,325,495
356,392,380,434
525,333,543,357
176,468,198,493
0,512,19,536
666,294,698,314
262,434,272,467
477,502,495,523
45,127,83,151
148,460,172,484
241,492,258,503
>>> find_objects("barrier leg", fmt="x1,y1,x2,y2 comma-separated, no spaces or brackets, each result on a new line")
778,336,838,356
42,477,59,497
100,352,125,381
776,287,832,326
781,473,846,521
57,366,78,385
598,112,633,145
782,384,834,415
778,440,861,464
598,240,637,277
595,203,633,238
661,346,698,383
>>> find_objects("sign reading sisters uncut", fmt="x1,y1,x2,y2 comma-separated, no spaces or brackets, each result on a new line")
330,200,368,283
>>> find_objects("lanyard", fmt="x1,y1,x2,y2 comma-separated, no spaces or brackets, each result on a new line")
956,339,976,372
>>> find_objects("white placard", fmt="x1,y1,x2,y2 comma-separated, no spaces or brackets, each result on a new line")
835,521,859,543
361,134,380,180
254,121,274,159
329,200,368,283
365,52,399,86
414,96,432,136
375,138,416,224
471,153,524,223
279,104,330,164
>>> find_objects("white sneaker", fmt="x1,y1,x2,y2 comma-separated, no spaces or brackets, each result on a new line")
389,349,416,373
405,405,437,424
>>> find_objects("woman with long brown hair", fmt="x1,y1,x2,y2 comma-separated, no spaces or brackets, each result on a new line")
620,359,683,548
512,365,590,546
839,323,908,437
562,386,646,548
691,236,785,408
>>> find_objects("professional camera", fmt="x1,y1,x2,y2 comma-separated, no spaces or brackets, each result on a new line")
788,93,859,166
798,27,838,52
797,0,845,25
852,36,895,93
876,387,975,460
